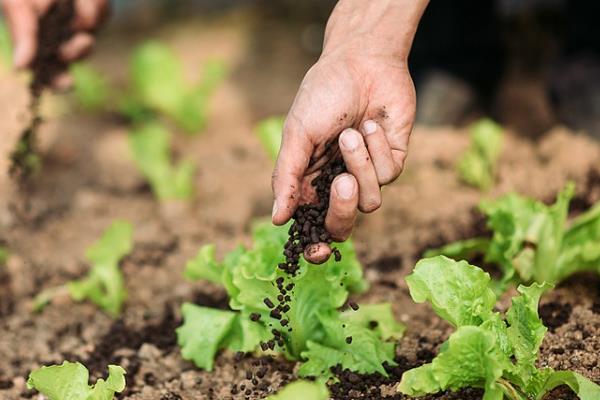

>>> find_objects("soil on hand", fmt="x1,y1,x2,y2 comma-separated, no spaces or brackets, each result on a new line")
9,0,75,182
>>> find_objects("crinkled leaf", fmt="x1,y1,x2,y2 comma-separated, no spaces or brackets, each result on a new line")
266,380,329,400
457,118,503,191
184,244,222,284
506,283,551,381
180,220,393,376
27,361,125,400
535,370,600,400
70,63,110,110
398,326,507,398
255,116,284,161
176,303,238,371
129,123,195,200
406,256,496,327
67,220,132,317
340,303,405,341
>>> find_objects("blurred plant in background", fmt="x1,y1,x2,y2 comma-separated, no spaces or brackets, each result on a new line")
255,116,284,162
70,41,226,201
457,118,504,191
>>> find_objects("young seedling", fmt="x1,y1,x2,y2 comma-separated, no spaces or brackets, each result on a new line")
33,220,133,317
255,116,284,161
70,41,226,134
398,256,600,400
129,122,196,201
178,220,404,378
427,183,600,290
457,118,504,191
27,361,126,400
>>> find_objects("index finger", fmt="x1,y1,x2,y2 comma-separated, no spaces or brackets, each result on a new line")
271,116,313,226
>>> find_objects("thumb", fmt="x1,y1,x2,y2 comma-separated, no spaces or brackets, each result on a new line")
271,117,313,226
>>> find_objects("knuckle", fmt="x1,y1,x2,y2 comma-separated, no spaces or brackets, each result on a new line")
360,197,382,213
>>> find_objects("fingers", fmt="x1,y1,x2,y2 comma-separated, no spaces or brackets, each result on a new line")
271,116,314,226
59,32,94,62
2,0,38,68
361,120,401,185
304,243,331,265
51,71,73,90
74,0,108,30
339,128,381,213
326,173,359,241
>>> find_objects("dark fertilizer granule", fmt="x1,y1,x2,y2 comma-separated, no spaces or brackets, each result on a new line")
539,301,572,332
10,0,75,182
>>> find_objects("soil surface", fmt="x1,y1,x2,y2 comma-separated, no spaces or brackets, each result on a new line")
1,9,599,400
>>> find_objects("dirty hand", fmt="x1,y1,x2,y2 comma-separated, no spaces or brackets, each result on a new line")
1,0,108,87
272,0,429,263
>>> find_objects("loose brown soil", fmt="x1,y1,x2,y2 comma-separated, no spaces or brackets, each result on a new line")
0,9,599,400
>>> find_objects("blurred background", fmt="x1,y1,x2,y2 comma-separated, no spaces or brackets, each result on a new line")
105,0,600,138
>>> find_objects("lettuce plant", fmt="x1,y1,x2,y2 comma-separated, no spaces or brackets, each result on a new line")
177,220,404,378
129,123,196,201
255,116,284,161
398,256,600,400
27,361,126,400
457,119,503,191
266,380,329,400
34,220,132,317
428,183,600,289
70,41,225,134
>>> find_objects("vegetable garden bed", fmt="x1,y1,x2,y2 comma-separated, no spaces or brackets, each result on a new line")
0,13,599,400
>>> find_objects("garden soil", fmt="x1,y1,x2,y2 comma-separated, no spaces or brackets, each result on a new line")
0,11,599,400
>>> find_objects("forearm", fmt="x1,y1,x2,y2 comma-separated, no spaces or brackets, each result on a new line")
322,0,429,61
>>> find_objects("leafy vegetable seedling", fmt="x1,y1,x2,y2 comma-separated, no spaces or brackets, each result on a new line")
177,220,404,378
427,183,600,289
266,380,329,400
255,116,284,161
27,361,126,400
398,256,600,400
70,41,226,134
129,123,196,201
457,118,504,191
34,220,133,317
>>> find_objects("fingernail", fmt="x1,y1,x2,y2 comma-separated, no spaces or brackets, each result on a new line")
363,120,377,135
272,201,279,218
340,129,360,150
335,175,356,200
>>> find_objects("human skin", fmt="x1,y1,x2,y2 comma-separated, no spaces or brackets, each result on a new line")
1,0,108,88
272,0,430,263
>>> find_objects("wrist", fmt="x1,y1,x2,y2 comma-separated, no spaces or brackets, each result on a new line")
322,0,428,62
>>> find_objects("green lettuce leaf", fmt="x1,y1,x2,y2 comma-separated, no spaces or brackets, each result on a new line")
457,118,503,191
399,326,506,398
255,116,284,161
27,361,126,400
505,283,551,382
179,220,400,377
129,123,195,201
406,256,496,327
399,256,600,399
70,63,110,111
266,380,329,400
431,183,600,288
130,42,225,134
67,220,133,317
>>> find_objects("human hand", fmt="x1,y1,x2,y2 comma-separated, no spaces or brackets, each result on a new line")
1,0,108,88
271,0,428,264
